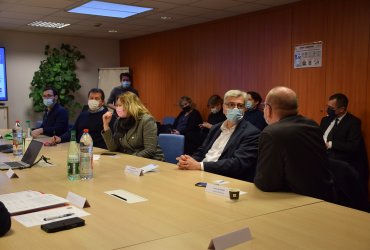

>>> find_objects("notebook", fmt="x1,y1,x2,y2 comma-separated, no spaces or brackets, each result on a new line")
0,140,43,170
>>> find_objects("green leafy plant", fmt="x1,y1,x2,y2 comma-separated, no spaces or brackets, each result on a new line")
30,43,85,117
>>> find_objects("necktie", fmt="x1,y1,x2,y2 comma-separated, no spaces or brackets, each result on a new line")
327,118,338,142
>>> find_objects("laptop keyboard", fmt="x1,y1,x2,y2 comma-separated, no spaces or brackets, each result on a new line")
5,161,28,168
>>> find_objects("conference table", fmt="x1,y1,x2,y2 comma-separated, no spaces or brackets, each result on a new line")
0,139,369,249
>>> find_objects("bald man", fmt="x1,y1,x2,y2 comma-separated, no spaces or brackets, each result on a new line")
254,86,336,202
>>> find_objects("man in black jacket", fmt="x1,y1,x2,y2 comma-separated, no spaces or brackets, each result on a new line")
176,90,260,182
320,93,368,201
254,86,336,202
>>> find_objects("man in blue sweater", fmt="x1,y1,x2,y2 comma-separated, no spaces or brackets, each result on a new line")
32,86,69,137
45,88,114,149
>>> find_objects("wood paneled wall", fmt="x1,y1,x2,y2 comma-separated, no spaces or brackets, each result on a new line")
120,0,370,195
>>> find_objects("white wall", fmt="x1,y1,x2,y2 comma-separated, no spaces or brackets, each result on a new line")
0,30,120,128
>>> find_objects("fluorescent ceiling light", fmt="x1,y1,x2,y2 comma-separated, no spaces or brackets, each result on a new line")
68,1,152,18
28,21,70,29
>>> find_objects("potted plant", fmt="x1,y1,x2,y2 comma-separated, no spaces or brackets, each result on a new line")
29,43,85,117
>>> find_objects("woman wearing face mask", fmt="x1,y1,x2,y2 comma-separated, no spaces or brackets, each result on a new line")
243,91,268,131
102,92,164,160
172,96,203,155
200,95,227,135
45,88,113,149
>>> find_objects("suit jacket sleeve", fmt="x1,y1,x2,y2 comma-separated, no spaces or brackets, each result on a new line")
133,115,159,158
101,123,120,152
332,117,362,154
202,122,259,179
254,130,285,191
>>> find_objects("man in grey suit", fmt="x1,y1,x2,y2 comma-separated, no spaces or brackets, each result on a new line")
254,86,336,202
176,89,260,182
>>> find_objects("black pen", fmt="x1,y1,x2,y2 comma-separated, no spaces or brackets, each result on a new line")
43,213,74,221
111,194,127,201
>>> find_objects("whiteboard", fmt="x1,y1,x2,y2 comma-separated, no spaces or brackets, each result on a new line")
98,67,130,103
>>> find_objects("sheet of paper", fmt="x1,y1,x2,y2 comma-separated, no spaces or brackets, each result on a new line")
105,189,147,204
13,205,90,227
0,191,68,215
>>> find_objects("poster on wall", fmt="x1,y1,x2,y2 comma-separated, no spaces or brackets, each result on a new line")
294,41,322,69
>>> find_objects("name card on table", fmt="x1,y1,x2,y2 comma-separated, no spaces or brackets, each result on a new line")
140,164,158,174
208,227,252,250
66,192,90,208
6,168,19,179
125,166,143,176
205,183,229,197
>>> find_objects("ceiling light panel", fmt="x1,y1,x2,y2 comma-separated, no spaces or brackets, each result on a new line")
68,1,153,18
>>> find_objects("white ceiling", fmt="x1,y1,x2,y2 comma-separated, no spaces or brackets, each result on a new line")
0,0,300,40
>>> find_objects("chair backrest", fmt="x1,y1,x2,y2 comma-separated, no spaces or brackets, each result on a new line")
327,158,369,211
158,134,184,164
162,116,175,125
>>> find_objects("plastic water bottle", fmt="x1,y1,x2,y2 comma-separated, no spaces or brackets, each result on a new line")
67,130,80,181
12,120,23,156
79,129,93,180
24,120,32,153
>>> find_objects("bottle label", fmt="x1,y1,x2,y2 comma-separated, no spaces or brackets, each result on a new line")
68,161,80,175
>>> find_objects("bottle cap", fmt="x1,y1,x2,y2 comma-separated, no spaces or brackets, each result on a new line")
83,129,89,133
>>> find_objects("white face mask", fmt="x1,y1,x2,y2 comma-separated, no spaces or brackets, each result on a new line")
210,108,218,114
43,98,54,107
88,99,100,111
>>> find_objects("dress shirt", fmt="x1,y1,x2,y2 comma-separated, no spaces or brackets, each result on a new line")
200,121,236,170
323,112,346,148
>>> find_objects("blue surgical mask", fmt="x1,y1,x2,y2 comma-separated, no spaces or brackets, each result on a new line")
326,107,336,120
246,101,253,110
43,98,54,107
121,81,131,88
226,108,243,123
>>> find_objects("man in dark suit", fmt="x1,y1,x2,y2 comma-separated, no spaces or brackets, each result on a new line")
320,93,368,200
176,90,260,182
254,86,336,202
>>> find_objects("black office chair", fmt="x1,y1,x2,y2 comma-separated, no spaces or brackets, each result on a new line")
327,158,369,211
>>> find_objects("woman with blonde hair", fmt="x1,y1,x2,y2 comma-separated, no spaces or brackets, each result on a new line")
102,92,164,160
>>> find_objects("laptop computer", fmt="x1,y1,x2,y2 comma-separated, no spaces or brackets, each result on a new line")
0,140,43,170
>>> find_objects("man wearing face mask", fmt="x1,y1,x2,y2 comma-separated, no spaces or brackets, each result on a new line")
254,86,336,202
107,72,139,112
45,88,113,149
31,86,69,137
320,93,368,201
176,90,260,182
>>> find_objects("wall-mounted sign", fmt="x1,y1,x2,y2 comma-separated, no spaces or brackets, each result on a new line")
294,41,322,68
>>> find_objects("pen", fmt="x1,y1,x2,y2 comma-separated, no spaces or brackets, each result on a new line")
111,194,127,201
43,213,74,221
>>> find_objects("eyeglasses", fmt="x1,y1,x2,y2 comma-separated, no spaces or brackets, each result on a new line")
42,94,54,98
260,102,271,109
224,102,244,109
